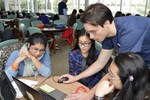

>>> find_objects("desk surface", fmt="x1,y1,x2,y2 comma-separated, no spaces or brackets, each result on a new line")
17,76,89,100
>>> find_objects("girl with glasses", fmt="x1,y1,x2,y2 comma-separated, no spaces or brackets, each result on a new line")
5,33,51,81
94,52,150,100
60,29,109,89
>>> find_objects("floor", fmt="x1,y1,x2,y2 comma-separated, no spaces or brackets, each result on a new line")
50,42,71,76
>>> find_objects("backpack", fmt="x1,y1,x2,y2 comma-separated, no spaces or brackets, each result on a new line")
61,28,73,45
0,28,15,42
54,24,66,29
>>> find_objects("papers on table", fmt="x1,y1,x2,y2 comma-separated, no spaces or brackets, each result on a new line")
40,84,55,93
12,79,38,98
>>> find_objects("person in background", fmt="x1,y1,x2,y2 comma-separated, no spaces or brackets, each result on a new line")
61,3,150,100
147,11,150,17
67,29,104,89
94,52,150,100
5,33,51,81
58,0,68,23
77,9,84,19
114,11,122,17
67,9,77,27
126,13,132,16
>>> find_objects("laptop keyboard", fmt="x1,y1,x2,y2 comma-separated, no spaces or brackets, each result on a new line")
38,90,56,100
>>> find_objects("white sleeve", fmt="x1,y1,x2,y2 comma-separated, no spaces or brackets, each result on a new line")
63,8,67,16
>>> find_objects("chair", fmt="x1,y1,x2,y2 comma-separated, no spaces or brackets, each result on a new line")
61,23,77,48
0,21,15,42
7,15,17,19
30,17,38,23
28,27,42,35
0,40,23,69
76,19,84,31
19,19,30,29
53,19,67,26
31,20,43,27
29,12,36,18
19,23,28,43
18,19,31,42
0,20,4,33
0,39,19,49
53,20,67,52
0,20,4,42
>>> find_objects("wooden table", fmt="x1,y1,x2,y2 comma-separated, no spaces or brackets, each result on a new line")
17,76,89,100
39,27,66,54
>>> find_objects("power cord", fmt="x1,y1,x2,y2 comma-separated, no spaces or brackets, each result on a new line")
34,77,49,86
51,75,59,83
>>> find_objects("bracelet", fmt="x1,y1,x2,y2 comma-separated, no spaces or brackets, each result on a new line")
93,94,105,100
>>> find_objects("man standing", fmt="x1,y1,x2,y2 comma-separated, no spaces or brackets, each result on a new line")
58,0,68,23
61,3,150,100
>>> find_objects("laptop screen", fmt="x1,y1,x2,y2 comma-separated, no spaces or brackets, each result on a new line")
12,76,43,100
0,71,16,100
13,76,66,100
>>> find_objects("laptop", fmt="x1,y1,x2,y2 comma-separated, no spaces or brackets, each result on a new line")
0,71,16,100
12,76,66,100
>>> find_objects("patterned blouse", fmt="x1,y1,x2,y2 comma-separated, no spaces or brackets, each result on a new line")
69,49,104,89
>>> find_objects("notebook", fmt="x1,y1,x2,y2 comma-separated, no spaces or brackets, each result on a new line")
0,71,16,100
12,76,66,100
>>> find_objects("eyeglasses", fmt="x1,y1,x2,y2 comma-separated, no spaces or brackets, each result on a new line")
108,73,120,81
30,47,45,54
78,42,91,47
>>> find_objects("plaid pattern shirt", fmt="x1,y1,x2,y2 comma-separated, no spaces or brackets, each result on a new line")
69,49,103,89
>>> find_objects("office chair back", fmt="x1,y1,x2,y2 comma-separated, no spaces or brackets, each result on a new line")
19,23,28,42
28,27,42,35
53,19,67,26
0,41,23,69
76,19,84,30
7,15,17,19
0,20,4,32
19,19,30,29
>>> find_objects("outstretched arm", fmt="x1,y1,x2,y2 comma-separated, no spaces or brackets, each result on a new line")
61,49,113,83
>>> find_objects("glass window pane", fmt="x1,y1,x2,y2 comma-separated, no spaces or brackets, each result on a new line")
122,0,146,16
102,0,121,16
146,0,150,17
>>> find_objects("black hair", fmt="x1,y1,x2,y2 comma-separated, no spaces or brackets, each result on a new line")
72,9,77,15
114,11,123,17
79,9,84,13
73,29,96,66
27,33,47,48
114,52,150,100
80,3,113,27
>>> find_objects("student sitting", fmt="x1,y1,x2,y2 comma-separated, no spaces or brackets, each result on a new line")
5,33,51,81
94,52,150,100
60,29,110,89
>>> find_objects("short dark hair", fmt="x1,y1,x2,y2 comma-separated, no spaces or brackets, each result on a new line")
80,3,113,27
28,33,47,48
72,9,77,15
114,52,150,100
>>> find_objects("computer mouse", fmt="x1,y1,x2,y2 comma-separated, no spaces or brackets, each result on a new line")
58,77,69,83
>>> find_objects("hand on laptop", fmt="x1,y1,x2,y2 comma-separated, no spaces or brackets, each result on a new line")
58,74,78,83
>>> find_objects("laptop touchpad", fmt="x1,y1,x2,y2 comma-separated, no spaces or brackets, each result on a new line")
49,90,66,100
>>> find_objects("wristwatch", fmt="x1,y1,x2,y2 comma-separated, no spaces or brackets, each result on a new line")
93,94,105,100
